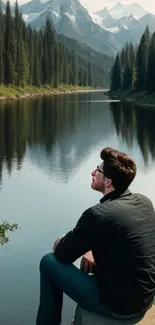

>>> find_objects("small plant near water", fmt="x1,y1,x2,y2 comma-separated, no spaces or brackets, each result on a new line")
0,221,18,245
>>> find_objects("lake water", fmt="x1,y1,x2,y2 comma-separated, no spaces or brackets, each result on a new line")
0,91,155,325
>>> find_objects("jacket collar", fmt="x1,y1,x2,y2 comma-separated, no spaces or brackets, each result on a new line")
100,188,131,203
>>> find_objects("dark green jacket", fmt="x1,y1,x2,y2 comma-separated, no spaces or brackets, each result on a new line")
55,189,155,315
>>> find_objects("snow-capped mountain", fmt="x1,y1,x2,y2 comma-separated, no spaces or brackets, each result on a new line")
119,14,141,30
91,3,155,47
107,2,148,20
19,0,120,55
91,8,123,34
115,15,142,46
91,8,141,35
17,0,155,57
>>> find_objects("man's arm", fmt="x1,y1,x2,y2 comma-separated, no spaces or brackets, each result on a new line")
54,208,99,263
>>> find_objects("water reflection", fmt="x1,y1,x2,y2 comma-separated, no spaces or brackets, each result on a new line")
0,93,114,184
110,102,155,166
0,95,155,185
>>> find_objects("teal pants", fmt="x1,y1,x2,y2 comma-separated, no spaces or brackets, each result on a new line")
36,253,145,325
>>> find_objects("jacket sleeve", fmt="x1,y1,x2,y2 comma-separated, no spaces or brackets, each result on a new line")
54,208,99,263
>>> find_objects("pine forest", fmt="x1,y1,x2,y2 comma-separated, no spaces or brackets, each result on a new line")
0,0,113,89
110,26,155,94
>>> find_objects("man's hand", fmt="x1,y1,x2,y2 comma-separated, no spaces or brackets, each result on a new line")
53,234,65,252
80,251,96,274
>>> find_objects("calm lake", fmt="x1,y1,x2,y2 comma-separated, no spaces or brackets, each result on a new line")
0,91,155,325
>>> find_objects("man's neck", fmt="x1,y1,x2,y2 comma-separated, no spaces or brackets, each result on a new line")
102,187,115,196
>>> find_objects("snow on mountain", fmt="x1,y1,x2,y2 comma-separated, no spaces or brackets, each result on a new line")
92,3,149,47
91,8,122,34
119,14,140,30
109,2,148,20
19,0,120,56
91,8,141,35
104,27,120,33
18,0,155,57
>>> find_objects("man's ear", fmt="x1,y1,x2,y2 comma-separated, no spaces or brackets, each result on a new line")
105,178,113,188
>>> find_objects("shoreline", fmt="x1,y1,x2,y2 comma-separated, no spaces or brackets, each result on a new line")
107,90,155,108
0,85,105,101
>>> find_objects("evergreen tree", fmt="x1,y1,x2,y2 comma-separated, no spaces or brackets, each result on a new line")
3,0,15,85
14,2,27,86
83,69,88,86
28,27,34,85
122,43,132,90
129,42,136,68
0,0,4,84
79,67,84,86
129,43,136,89
43,18,55,85
53,43,59,88
70,51,78,85
88,61,93,86
136,26,150,91
146,32,155,93
110,54,121,91
33,31,40,86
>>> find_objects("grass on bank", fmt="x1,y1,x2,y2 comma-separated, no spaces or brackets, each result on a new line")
0,84,92,98
108,89,155,106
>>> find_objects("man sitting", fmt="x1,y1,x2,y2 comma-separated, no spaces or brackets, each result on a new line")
36,147,155,325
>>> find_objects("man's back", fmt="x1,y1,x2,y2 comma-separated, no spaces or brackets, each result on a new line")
92,189,155,315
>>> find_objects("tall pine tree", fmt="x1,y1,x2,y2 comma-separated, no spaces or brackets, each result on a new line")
110,54,121,91
0,0,3,84
3,0,15,85
136,26,150,91
146,32,155,93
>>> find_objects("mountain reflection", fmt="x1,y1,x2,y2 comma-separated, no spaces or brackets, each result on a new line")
110,102,155,166
0,95,155,184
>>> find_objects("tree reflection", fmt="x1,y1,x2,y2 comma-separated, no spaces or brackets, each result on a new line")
0,93,113,184
1,96,155,185
110,102,155,166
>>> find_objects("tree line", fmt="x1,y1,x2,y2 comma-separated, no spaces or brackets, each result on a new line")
110,26,155,93
0,0,112,88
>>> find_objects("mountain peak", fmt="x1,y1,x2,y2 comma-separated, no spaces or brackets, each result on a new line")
102,6,109,14
94,6,111,18
129,14,135,20
20,0,119,56
112,2,124,9
109,1,148,20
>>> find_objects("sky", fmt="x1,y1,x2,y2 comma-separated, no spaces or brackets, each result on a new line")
80,0,155,13
8,0,155,15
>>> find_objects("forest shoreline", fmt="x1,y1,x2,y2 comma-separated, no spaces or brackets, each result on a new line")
0,85,101,101
107,89,155,108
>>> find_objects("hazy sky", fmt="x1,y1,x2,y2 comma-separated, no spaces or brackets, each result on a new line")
80,1,155,13
9,0,155,14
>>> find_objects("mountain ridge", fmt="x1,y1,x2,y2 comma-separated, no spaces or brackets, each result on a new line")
94,2,148,20
19,0,121,55
13,1,155,56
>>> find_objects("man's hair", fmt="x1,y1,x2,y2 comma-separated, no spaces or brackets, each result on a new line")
100,147,137,192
